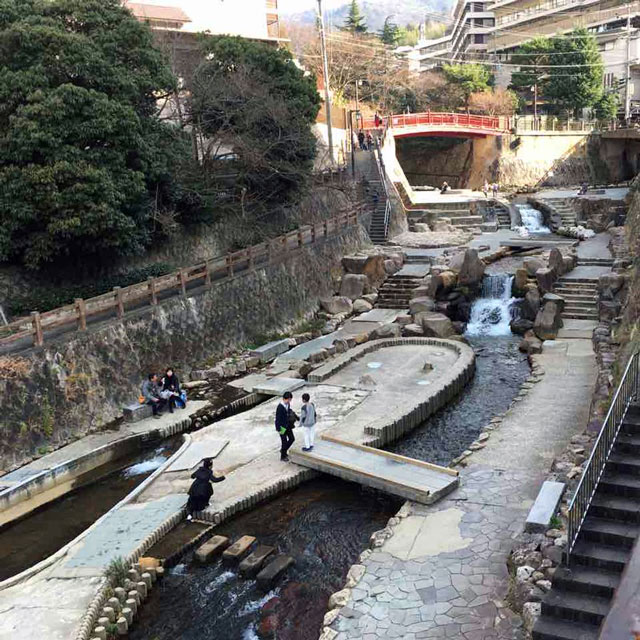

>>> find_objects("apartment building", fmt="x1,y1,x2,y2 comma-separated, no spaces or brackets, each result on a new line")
408,0,640,113
125,0,282,41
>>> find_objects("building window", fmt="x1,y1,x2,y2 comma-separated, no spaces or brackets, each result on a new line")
474,33,485,43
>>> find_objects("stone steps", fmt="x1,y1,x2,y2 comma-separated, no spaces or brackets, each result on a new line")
577,258,614,267
376,275,422,309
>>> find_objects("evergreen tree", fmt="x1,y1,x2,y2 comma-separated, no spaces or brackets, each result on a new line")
379,16,399,46
342,0,367,35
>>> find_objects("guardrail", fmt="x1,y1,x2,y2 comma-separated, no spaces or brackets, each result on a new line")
0,210,360,350
362,112,510,133
567,351,640,562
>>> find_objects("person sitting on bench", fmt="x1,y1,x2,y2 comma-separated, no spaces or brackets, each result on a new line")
161,367,183,413
142,373,166,419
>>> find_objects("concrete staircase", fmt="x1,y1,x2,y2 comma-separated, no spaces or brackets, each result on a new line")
366,178,389,245
493,201,512,229
376,274,422,309
577,257,614,268
543,198,578,227
554,277,599,321
533,404,640,640
409,202,483,232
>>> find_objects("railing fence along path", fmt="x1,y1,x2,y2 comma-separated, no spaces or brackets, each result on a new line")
566,351,640,561
362,112,510,133
0,210,360,350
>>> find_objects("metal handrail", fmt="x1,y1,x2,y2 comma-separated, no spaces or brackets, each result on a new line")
373,135,392,239
567,351,640,561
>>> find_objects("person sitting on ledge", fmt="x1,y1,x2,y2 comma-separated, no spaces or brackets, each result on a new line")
440,181,450,194
186,458,225,521
142,373,166,419
161,367,183,413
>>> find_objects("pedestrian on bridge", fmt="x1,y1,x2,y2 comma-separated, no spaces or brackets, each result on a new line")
276,391,297,462
492,182,499,198
482,180,489,198
358,130,366,151
366,131,374,150
300,393,317,452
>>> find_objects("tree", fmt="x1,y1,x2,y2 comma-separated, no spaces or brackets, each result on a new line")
594,91,619,120
0,0,189,270
189,36,321,238
545,29,604,115
342,0,367,35
379,16,399,46
468,88,519,116
442,64,492,107
509,37,552,107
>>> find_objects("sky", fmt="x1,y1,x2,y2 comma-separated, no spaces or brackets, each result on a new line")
278,0,345,13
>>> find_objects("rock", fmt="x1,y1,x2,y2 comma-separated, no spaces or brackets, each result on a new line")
371,323,402,339
320,297,353,315
403,323,424,337
323,609,340,627
319,628,338,640
395,314,412,326
342,255,386,283
328,588,351,609
522,602,541,633
513,268,529,296
536,580,552,592
457,249,486,287
340,274,368,301
542,293,566,314
549,248,565,276
384,259,401,275
562,256,575,274
542,544,563,564
599,273,625,294
352,299,373,314
332,339,349,354
432,219,455,232
521,288,541,321
409,296,436,315
428,270,457,298
451,321,466,334
362,293,378,305
345,564,366,588
536,268,556,294
524,551,543,568
524,257,545,277
419,312,455,338
516,565,536,583
511,318,534,335
519,330,543,354
534,301,562,340
258,614,279,638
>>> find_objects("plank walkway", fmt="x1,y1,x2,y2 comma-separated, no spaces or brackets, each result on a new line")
289,437,458,504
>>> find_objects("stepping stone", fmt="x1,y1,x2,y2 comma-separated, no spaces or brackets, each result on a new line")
256,554,294,590
222,535,256,563
252,377,305,396
525,481,565,533
250,339,290,363
194,536,230,563
239,545,275,578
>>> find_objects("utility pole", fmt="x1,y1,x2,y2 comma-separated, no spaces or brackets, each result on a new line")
355,79,360,129
317,0,335,165
626,5,632,124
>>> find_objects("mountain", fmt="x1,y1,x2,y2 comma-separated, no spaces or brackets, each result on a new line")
283,0,454,32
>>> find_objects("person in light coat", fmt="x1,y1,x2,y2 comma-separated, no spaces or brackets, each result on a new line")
300,393,317,452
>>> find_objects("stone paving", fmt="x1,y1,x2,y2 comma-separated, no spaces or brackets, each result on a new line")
328,324,597,640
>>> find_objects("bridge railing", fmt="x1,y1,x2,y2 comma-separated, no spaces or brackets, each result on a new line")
362,112,510,133
0,211,360,351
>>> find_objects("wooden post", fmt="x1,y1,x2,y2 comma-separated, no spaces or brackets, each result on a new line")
226,254,234,277
75,298,87,331
282,235,287,253
204,261,211,287
297,230,303,248
311,224,316,243
179,269,187,296
148,277,157,305
247,247,254,269
31,311,44,347
323,220,329,237
114,287,124,318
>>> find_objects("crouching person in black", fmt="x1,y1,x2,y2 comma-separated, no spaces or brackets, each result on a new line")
186,458,225,521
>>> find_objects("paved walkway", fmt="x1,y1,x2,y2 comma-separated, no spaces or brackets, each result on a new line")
328,327,597,640
534,187,628,201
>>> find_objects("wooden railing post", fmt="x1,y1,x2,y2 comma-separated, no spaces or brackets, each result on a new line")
311,223,316,244
113,287,124,318
31,311,44,347
75,298,87,331
247,247,254,269
323,220,328,237
226,254,234,277
204,261,211,287
148,277,157,305
297,230,303,248
179,269,187,296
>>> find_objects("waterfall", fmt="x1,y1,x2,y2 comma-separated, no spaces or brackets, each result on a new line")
0,305,7,326
515,203,551,235
466,274,519,337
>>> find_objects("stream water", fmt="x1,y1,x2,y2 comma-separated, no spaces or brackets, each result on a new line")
129,478,401,640
0,438,181,581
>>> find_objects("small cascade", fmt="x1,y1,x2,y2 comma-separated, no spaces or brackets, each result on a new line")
0,305,7,326
515,203,551,235
466,274,519,337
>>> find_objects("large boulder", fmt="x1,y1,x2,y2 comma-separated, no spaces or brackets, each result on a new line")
409,296,436,315
340,274,368,300
536,268,556,294
320,296,353,315
519,330,543,354
384,260,401,275
419,312,455,338
403,323,424,337
371,323,402,339
542,293,565,315
511,318,534,335
341,254,386,284
432,219,455,232
548,248,565,276
513,268,529,297
457,249,486,287
428,271,457,298
521,288,541,321
353,299,373,314
524,257,545,277
534,301,562,340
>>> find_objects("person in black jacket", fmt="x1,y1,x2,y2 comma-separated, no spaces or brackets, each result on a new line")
275,391,296,462
161,367,182,413
186,458,225,521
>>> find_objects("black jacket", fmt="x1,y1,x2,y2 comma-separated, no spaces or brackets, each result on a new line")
275,403,291,432
163,373,180,394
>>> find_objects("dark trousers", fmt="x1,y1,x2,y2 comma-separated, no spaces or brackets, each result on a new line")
148,398,167,416
279,429,295,458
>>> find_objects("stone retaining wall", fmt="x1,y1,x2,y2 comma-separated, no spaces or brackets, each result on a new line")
0,224,370,471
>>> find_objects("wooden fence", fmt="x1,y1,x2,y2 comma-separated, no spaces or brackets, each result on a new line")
0,210,360,350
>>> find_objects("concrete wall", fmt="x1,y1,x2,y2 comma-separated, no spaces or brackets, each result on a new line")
0,224,370,471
